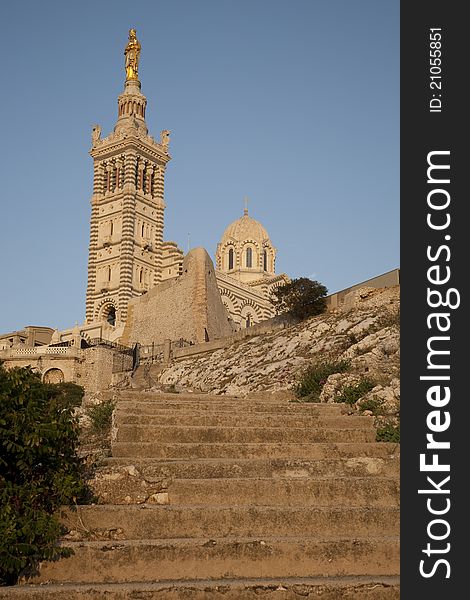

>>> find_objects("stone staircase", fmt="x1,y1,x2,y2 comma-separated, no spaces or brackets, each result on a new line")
6,391,400,599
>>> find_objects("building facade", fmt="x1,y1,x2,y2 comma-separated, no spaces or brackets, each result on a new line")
85,29,175,330
215,208,289,328
85,29,287,334
0,29,289,389
0,30,402,389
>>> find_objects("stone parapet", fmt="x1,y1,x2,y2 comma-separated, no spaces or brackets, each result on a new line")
0,346,80,359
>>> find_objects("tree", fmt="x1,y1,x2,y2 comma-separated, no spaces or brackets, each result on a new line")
0,364,88,585
271,277,328,320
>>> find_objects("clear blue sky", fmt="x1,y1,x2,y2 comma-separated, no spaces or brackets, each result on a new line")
0,0,399,332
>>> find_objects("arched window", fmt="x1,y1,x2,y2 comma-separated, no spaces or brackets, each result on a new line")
110,220,114,236
263,250,268,271
108,266,112,281
139,268,144,283
228,248,234,270
246,314,251,328
107,306,116,326
141,223,145,237
246,247,252,268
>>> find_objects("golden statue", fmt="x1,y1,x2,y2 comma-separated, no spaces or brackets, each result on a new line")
125,28,141,81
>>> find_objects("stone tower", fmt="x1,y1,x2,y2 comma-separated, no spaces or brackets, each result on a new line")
85,29,171,327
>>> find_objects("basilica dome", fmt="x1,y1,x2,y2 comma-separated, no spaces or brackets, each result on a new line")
221,211,271,246
216,208,276,284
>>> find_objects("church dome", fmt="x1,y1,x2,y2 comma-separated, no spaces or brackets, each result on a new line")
216,208,276,283
221,210,271,245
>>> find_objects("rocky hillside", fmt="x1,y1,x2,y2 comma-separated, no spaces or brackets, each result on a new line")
155,286,400,428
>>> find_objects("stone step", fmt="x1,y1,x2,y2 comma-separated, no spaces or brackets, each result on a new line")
4,577,401,599
27,537,400,584
116,412,372,429
111,441,396,459
114,425,376,444
111,392,302,404
163,477,399,507
60,505,399,540
97,476,399,507
114,400,347,415
104,455,400,479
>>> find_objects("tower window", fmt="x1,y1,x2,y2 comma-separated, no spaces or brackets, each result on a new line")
107,306,116,326
263,250,268,271
108,266,112,281
246,247,252,268
228,248,234,270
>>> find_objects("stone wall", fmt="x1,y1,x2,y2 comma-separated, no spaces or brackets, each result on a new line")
78,346,118,393
326,269,400,309
0,353,79,384
0,345,128,394
120,248,234,347
171,313,293,361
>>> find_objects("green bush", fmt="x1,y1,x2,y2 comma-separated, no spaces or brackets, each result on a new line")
271,277,328,321
0,365,88,585
87,400,115,432
376,422,400,442
44,382,84,409
335,378,375,405
294,360,349,402
375,308,400,331
358,395,384,415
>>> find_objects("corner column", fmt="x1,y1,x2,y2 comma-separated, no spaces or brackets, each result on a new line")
85,161,104,323
119,152,138,322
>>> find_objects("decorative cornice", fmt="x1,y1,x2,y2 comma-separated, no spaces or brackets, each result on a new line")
215,271,271,304
247,273,290,287
91,133,170,163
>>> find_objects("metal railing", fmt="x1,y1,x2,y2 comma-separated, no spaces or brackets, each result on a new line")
138,338,194,365
84,338,134,353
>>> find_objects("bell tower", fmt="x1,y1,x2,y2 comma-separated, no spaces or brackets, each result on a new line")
85,29,171,327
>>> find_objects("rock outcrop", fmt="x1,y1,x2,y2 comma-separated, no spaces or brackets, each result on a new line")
152,286,400,424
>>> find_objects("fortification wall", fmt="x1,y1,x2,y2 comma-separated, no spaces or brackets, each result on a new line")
120,248,234,347
78,346,118,393
326,269,400,309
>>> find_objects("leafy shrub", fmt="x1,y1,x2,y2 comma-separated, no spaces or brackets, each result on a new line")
0,365,88,585
87,400,115,432
358,395,384,415
335,378,375,405
295,360,349,402
376,422,400,442
271,277,328,321
375,308,400,331
348,333,358,345
44,382,84,409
